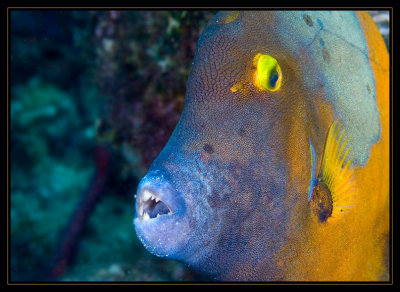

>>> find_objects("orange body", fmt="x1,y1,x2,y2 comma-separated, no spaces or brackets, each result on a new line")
280,12,390,281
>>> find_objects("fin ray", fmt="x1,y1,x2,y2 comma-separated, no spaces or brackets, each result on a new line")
312,120,355,221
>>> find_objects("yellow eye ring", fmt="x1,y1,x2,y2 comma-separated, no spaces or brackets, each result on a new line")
254,53,282,92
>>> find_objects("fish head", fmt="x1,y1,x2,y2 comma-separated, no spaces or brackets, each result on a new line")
133,11,319,280
133,11,378,280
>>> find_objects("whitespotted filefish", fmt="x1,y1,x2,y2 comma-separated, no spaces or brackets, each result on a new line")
134,11,389,281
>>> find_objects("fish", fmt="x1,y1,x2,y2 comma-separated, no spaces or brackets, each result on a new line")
133,11,389,281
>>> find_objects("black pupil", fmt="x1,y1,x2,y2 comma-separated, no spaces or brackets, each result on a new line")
269,70,279,88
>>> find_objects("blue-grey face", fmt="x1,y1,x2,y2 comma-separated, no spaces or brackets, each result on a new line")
132,10,311,280
133,117,293,280
133,33,300,280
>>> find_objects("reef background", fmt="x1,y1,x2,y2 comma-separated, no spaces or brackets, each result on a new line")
9,10,389,282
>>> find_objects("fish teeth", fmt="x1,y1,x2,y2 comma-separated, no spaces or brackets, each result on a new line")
138,206,143,216
138,189,172,221
142,190,151,202
142,190,162,203
141,190,163,204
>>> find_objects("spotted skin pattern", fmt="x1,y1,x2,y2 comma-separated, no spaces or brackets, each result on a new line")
134,11,389,281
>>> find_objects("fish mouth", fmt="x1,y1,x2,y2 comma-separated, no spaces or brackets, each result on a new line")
134,173,189,258
137,188,174,221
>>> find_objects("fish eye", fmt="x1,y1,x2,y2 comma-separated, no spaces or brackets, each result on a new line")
253,53,282,92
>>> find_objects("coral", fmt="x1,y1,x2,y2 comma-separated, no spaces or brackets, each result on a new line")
10,78,96,281
92,11,214,170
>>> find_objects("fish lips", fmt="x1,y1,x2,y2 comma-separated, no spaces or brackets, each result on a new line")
133,172,189,258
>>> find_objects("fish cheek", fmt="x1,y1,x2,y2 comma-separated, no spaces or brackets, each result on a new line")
207,189,223,209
